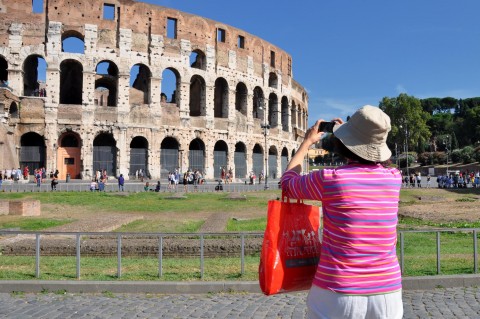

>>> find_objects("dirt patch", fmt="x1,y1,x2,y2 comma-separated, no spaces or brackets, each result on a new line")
399,200,480,223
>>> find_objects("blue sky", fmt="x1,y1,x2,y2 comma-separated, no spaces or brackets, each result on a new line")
143,0,480,125
34,0,480,125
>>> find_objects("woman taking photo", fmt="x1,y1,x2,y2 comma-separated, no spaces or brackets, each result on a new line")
281,105,403,319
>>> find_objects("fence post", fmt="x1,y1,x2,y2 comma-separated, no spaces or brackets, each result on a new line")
474,230,478,274
35,233,40,278
200,234,204,279
400,232,404,274
76,234,81,279
117,234,122,278
241,234,245,275
158,235,163,278
436,232,441,275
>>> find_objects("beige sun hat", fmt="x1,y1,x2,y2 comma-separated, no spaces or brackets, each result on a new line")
332,105,392,162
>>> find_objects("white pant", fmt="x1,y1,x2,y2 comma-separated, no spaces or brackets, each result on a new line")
307,285,403,319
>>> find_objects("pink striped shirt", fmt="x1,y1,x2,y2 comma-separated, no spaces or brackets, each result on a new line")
281,163,402,295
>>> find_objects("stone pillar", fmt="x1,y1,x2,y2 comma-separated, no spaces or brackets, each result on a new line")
178,80,190,120
150,76,161,116
205,84,214,129
6,69,22,97
117,127,127,177
148,129,160,179
83,70,96,109
117,72,130,113
81,131,93,180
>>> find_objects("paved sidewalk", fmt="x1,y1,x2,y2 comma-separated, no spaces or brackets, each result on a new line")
1,287,480,318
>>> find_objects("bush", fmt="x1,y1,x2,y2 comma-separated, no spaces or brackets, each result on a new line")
461,146,475,164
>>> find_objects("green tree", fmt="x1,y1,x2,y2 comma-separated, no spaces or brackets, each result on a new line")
379,93,431,155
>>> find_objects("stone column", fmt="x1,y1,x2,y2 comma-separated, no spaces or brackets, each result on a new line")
205,84,215,129
178,80,190,121
117,126,128,178
117,72,130,113
150,76,161,117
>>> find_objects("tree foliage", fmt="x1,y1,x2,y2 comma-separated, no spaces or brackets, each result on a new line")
379,93,431,154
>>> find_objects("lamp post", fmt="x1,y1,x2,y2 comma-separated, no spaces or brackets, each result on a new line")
400,124,409,177
259,103,270,190
444,135,450,175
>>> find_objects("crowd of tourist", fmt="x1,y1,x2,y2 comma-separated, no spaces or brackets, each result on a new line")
400,170,480,189
436,171,480,188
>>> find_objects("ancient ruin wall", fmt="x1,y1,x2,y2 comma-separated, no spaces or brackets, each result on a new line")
0,0,309,180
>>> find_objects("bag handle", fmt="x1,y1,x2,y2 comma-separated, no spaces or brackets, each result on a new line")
281,191,302,204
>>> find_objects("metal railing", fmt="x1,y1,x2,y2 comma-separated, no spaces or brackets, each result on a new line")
0,181,279,193
0,231,263,280
1,228,479,280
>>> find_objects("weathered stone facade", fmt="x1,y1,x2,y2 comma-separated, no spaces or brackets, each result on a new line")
0,0,308,181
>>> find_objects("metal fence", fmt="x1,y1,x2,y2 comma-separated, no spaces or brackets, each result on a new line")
0,231,263,280
1,228,480,281
0,180,280,193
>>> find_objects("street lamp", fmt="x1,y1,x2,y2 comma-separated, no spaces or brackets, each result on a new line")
443,135,450,175
400,124,409,177
258,103,270,190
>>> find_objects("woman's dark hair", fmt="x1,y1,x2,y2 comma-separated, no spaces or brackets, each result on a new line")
332,136,391,167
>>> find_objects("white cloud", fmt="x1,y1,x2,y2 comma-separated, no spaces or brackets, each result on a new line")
307,96,376,126
395,84,407,94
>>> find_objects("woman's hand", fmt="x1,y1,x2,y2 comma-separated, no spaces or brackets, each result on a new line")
304,119,325,147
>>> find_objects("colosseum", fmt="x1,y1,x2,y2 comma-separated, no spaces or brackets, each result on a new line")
0,0,309,181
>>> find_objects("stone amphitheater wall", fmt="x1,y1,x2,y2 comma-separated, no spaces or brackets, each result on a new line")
0,0,309,181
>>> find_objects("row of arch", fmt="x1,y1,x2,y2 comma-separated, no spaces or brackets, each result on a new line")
19,132,293,180
0,51,308,131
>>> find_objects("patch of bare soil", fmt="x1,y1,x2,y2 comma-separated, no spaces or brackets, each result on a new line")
399,199,480,223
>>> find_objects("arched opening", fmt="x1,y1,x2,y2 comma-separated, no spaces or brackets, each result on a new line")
252,144,264,176
253,87,264,119
161,68,180,106
213,140,228,178
281,147,289,174
268,72,278,89
214,77,228,118
235,82,247,116
95,61,118,107
130,64,151,105
268,93,278,128
23,55,47,97
268,146,278,179
9,102,18,118
188,138,205,173
58,132,81,180
234,142,247,179
281,96,289,132
62,31,85,54
189,75,206,116
160,137,179,178
60,59,83,105
291,102,297,128
130,136,149,178
190,49,206,70
0,56,7,83
93,133,117,177
20,132,45,172
160,137,179,179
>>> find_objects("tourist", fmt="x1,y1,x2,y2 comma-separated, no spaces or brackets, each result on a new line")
118,174,125,192
98,178,105,192
281,106,403,319
51,176,58,191
154,181,161,192
90,179,97,191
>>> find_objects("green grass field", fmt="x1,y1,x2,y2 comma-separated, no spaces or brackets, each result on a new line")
1,188,480,281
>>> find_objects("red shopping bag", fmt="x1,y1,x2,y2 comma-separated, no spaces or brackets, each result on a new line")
259,197,321,295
